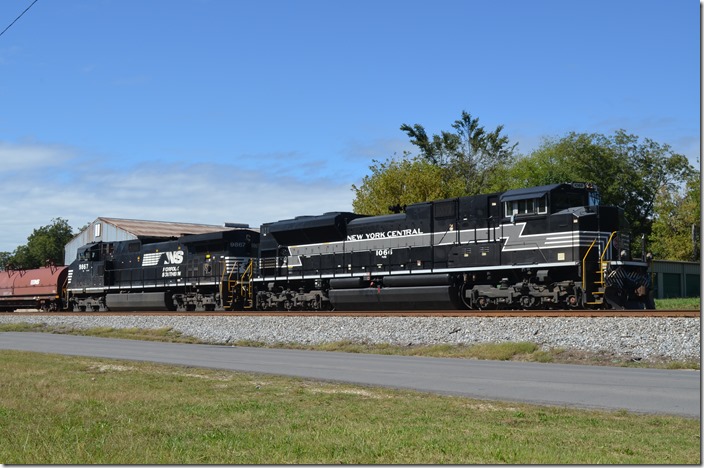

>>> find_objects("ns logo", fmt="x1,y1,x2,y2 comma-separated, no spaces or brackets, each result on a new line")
141,250,185,267
164,251,184,264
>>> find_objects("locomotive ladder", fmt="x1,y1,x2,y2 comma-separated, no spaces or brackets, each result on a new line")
61,275,70,311
582,231,618,306
225,259,254,310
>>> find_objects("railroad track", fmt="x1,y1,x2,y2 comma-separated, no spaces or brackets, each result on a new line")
5,309,700,318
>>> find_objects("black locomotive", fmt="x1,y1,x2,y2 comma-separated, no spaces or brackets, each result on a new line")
66,229,258,311
251,182,653,310
64,182,653,311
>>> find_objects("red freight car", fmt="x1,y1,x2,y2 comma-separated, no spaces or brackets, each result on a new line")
0,266,68,312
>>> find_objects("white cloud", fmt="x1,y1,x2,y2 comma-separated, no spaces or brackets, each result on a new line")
0,141,75,172
0,143,356,254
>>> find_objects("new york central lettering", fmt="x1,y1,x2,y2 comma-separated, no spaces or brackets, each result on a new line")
346,228,423,241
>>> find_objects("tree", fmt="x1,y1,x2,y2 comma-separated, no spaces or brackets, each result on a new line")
610,130,694,239
5,218,74,269
400,110,517,196
506,130,695,241
0,252,11,271
650,171,701,261
352,156,459,215
353,111,518,215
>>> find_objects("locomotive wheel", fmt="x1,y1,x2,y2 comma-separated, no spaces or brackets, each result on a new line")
519,295,536,309
459,283,473,310
476,296,490,310
308,296,322,311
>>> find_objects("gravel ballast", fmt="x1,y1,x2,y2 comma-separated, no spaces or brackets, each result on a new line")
0,314,699,361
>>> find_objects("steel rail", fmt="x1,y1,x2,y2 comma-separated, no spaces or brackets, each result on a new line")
4,309,700,318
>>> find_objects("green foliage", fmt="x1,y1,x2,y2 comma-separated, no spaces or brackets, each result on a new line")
3,217,74,269
351,156,460,215
611,131,694,240
354,117,697,252
400,110,517,196
0,252,11,271
650,171,700,261
352,111,517,215
505,132,622,188
506,131,695,241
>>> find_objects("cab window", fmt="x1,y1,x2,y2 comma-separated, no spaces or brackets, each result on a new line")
504,196,547,217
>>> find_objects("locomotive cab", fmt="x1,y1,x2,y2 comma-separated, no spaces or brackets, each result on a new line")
70,242,115,290
501,182,599,221
497,183,652,309
67,242,116,311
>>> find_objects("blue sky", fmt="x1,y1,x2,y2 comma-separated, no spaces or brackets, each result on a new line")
0,0,699,254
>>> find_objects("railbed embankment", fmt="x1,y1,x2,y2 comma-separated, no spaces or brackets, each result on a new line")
0,314,699,361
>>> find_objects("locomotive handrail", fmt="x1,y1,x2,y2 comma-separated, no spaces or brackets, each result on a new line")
597,231,619,288
239,259,254,308
223,259,240,309
220,260,229,308
600,231,618,264
581,238,599,292
223,258,254,309
61,275,69,311
582,231,618,297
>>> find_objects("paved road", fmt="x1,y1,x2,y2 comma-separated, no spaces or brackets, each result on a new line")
1,332,700,417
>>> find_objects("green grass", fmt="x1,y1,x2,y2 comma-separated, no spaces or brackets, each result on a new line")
655,297,700,310
0,321,201,342
0,350,698,464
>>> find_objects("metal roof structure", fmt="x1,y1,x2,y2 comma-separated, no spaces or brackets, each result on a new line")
64,217,256,265
96,217,243,239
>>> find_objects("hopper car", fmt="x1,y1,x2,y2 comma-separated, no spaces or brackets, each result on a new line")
0,265,68,312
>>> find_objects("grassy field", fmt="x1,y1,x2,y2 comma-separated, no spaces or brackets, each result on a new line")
655,297,700,310
0,350,699,464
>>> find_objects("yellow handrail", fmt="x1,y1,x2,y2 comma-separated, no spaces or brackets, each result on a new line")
598,231,619,289
222,258,255,310
600,231,618,263
239,259,254,306
582,238,598,291
582,231,619,304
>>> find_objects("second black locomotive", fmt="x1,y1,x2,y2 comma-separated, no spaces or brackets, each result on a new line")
252,182,653,310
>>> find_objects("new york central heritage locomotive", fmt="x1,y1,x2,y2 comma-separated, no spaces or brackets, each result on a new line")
0,182,655,312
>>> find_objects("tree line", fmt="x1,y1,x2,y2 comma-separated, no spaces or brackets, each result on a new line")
1,112,699,269
0,218,74,270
